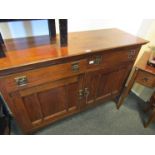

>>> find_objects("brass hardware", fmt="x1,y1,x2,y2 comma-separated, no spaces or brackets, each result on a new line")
130,49,136,55
88,56,102,65
128,49,136,60
71,63,79,72
88,60,95,64
84,88,89,97
143,77,148,82
95,55,102,64
79,89,84,99
78,88,89,99
15,76,28,86
128,55,133,59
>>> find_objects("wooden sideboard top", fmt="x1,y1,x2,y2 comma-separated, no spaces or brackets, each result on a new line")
0,28,148,74
136,52,155,75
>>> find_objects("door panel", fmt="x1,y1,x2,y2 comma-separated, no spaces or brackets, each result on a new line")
84,64,131,105
10,75,83,131
96,65,131,101
96,71,114,100
23,94,43,124
84,70,100,105
111,67,129,95
67,82,79,111
38,86,67,119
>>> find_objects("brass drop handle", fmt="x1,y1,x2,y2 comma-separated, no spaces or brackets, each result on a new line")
143,77,148,82
84,88,89,96
95,56,102,64
71,62,79,72
88,56,102,65
79,89,84,99
15,76,28,86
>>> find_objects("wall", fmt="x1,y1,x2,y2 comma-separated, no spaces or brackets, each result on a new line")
131,19,155,101
0,19,143,39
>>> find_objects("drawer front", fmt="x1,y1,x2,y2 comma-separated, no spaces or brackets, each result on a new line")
3,59,87,92
136,70,155,88
87,47,140,69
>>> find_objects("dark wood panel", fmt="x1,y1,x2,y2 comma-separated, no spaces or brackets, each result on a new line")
111,66,129,95
67,82,79,111
83,64,131,105
84,70,100,105
38,86,67,118
96,71,112,99
11,92,33,132
96,65,131,101
22,94,43,124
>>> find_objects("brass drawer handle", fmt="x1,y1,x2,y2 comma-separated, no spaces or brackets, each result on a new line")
15,76,28,86
95,56,102,64
88,60,95,65
84,88,89,96
71,63,79,72
88,56,102,65
143,77,148,82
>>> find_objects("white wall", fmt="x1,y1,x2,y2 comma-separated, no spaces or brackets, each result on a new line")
68,19,143,35
0,19,144,39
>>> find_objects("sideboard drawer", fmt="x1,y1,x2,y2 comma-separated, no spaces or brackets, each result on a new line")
136,70,155,88
87,47,140,69
3,59,87,92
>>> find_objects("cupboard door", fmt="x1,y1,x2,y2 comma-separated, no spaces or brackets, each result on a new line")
110,66,130,95
10,75,83,132
96,65,131,102
84,64,131,106
84,70,100,105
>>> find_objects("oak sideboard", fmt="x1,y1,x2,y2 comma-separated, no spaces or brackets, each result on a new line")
0,28,148,134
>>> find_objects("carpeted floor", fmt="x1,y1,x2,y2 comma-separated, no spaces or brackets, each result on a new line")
12,92,155,135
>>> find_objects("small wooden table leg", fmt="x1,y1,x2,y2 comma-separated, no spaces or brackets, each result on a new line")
144,92,155,127
116,68,138,109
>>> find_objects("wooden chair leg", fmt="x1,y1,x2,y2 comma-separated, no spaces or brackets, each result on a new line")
144,110,155,128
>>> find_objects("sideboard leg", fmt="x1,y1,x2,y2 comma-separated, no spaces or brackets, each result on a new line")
116,68,138,109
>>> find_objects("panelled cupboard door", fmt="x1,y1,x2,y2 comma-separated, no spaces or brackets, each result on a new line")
84,70,100,105
96,65,131,102
10,75,83,132
84,64,131,106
